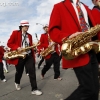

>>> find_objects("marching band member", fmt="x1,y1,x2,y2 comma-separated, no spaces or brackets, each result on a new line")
0,46,7,82
49,0,99,100
92,0,100,12
39,25,62,80
7,20,42,95
91,0,100,92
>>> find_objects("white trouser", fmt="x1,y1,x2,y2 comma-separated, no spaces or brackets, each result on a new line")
2,60,8,72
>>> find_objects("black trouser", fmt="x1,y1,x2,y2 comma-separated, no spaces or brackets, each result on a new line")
0,62,5,80
59,54,62,61
65,51,99,100
41,52,60,79
38,57,44,68
99,68,100,90
15,54,37,91
96,52,100,90
25,65,28,74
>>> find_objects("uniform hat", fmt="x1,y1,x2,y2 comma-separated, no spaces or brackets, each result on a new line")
20,20,30,26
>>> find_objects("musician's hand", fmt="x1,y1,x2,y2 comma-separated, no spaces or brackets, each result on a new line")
38,42,41,46
62,37,67,42
50,41,54,45
69,32,83,39
17,47,23,53
32,43,35,46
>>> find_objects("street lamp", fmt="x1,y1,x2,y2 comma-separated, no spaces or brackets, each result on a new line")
36,23,44,26
35,33,39,41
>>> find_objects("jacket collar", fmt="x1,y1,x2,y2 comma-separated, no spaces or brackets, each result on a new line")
64,0,81,31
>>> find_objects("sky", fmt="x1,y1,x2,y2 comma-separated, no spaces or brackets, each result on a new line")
0,0,94,46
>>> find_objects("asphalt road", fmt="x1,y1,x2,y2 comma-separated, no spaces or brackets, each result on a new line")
0,58,100,100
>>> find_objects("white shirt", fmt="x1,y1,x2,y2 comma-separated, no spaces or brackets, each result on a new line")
71,0,90,29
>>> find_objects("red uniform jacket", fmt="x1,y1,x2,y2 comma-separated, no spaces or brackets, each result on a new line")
7,30,35,65
91,6,100,39
49,0,99,68
0,46,4,62
39,33,60,59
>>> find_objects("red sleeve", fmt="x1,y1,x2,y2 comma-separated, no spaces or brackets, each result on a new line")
7,31,19,50
49,5,69,44
39,34,48,48
0,47,4,61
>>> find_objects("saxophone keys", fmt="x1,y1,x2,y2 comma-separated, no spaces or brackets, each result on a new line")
80,46,85,52
74,51,78,56
85,43,90,49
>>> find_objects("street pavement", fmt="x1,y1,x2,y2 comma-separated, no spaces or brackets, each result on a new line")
0,58,100,100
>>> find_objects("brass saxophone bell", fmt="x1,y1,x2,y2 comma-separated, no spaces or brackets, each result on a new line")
61,43,71,54
61,43,73,60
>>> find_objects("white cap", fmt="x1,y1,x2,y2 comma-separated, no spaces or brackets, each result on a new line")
20,20,30,26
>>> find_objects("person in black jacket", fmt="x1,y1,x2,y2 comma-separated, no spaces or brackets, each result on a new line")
92,0,100,92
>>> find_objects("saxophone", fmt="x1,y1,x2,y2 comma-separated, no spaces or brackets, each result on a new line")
4,43,39,60
40,42,56,57
61,25,100,60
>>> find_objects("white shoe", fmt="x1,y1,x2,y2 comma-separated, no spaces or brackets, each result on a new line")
6,70,9,73
15,83,21,90
2,79,7,82
26,73,29,76
31,90,42,95
54,77,62,81
4,70,9,73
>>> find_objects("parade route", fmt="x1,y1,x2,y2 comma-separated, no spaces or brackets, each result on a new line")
0,62,100,100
